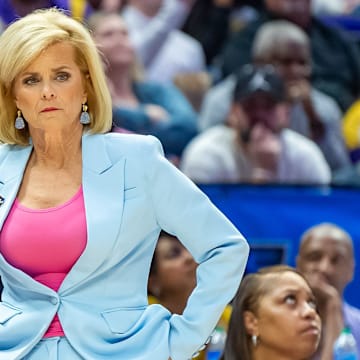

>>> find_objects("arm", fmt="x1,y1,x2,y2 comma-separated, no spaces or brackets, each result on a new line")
288,79,325,141
124,0,193,67
140,82,199,156
144,136,249,360
303,272,344,360
112,106,153,133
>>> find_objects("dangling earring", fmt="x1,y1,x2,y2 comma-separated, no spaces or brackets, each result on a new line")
15,110,25,130
252,335,258,347
80,103,90,125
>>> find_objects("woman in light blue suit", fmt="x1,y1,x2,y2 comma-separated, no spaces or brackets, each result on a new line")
0,9,249,360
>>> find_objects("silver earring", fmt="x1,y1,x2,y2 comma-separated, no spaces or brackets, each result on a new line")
15,110,25,130
252,335,258,347
80,103,90,125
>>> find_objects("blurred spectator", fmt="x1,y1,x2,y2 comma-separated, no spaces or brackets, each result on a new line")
88,11,198,158
216,0,360,112
148,230,232,360
172,71,212,113
200,20,351,173
180,64,331,184
220,265,321,360
296,223,360,359
181,0,236,65
253,21,350,173
122,0,206,83
0,0,93,24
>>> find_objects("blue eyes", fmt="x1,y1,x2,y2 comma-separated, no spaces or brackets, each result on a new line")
23,77,38,85
56,73,70,81
22,73,70,85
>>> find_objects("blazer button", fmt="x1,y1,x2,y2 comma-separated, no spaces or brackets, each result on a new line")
50,297,59,305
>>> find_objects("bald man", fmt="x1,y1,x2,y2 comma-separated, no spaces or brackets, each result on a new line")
297,223,360,359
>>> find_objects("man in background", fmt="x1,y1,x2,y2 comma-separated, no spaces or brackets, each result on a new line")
297,223,360,359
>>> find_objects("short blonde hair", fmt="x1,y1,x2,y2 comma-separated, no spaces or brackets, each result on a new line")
0,8,112,145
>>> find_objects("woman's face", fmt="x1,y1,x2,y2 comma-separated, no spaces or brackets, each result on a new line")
13,42,87,135
254,271,321,359
151,235,198,296
93,14,135,68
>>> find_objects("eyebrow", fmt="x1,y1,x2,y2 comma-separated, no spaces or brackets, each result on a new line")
276,287,313,297
20,66,72,76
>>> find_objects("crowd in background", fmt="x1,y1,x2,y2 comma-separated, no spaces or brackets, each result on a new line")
3,0,360,185
1,1,360,359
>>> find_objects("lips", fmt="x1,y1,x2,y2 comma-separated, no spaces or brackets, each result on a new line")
41,107,59,112
301,324,320,336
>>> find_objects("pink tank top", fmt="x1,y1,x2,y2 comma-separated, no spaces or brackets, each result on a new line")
0,187,87,337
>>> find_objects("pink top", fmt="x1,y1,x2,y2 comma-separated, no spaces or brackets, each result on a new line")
0,187,87,337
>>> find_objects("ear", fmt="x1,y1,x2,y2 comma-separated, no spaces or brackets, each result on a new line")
243,310,259,336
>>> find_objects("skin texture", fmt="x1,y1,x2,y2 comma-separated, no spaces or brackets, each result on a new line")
245,271,321,360
13,42,87,210
296,224,355,360
13,43,87,137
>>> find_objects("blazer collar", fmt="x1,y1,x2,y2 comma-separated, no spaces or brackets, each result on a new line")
0,134,126,295
0,144,32,184
61,134,126,294
82,134,113,174
0,145,32,231
0,134,113,184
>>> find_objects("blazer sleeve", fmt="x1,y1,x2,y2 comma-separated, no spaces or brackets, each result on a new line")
142,136,249,360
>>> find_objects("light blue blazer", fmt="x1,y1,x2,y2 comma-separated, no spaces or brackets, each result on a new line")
0,133,249,360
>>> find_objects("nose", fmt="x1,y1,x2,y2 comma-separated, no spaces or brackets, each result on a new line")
301,302,318,319
41,83,56,100
317,257,333,275
42,92,55,100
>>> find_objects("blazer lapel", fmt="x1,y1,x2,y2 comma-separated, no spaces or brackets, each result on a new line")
59,134,126,294
0,145,32,230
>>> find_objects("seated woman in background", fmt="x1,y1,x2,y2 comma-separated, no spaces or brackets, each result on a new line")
149,231,232,360
221,265,322,360
87,11,198,159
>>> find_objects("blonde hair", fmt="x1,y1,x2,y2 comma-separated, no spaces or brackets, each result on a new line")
0,8,112,145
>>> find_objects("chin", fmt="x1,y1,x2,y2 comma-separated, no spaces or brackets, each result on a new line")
290,344,318,360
